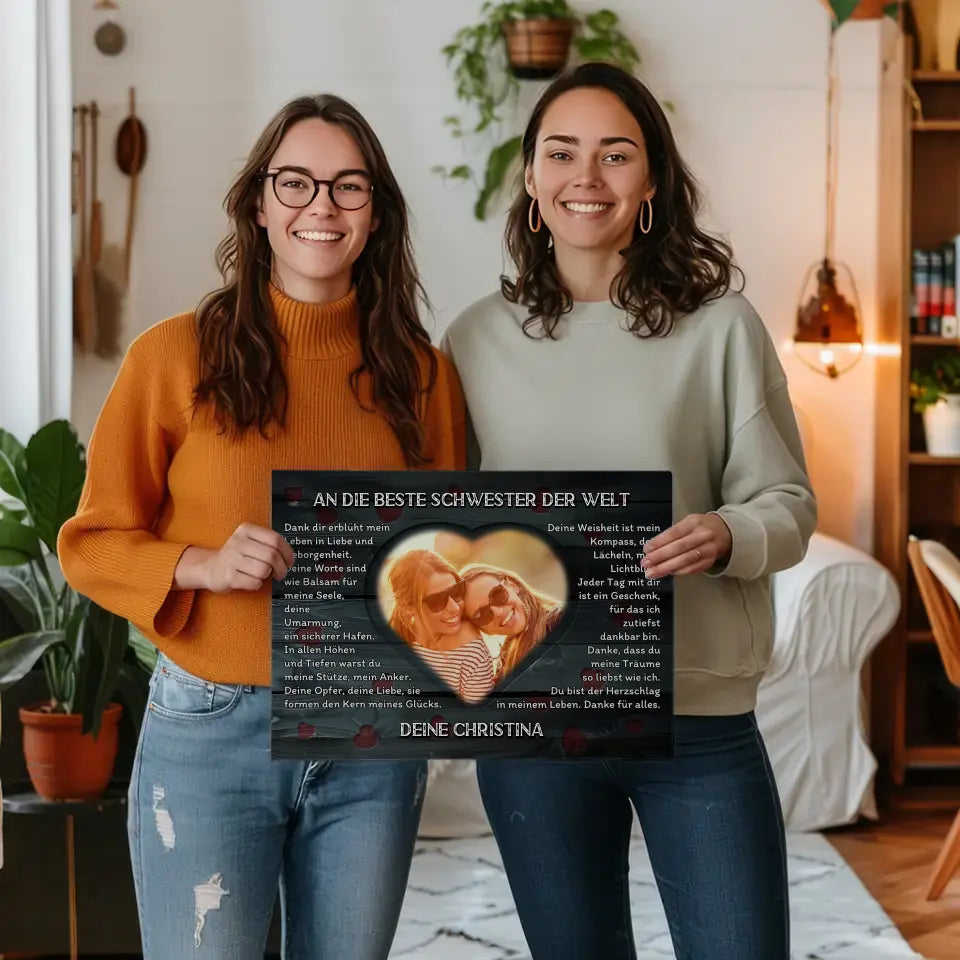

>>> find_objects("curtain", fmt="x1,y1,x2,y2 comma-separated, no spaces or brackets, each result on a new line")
0,0,73,870
0,0,73,442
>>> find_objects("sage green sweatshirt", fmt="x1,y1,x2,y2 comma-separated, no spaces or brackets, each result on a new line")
441,290,817,716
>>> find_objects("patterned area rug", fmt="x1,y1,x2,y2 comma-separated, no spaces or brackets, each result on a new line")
390,832,928,959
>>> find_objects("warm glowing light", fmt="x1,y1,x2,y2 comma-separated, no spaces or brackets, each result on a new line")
782,341,901,358
863,343,901,357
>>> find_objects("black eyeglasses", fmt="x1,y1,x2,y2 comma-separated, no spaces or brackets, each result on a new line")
259,166,374,211
469,580,510,627
423,579,466,614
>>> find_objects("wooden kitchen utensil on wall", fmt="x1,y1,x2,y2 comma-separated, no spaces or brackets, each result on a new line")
73,104,97,353
71,106,80,215
90,99,124,359
116,87,146,288
71,105,80,344
89,101,103,264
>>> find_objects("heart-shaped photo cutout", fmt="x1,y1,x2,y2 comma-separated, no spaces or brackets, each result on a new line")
376,527,567,704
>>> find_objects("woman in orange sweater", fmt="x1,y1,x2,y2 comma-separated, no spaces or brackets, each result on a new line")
58,94,464,960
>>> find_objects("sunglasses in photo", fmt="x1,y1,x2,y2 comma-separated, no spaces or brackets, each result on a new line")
469,580,511,628
423,578,466,614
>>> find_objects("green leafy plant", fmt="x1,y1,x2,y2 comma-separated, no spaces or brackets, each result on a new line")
0,419,156,736
910,354,960,413
436,1,643,220
819,1,903,30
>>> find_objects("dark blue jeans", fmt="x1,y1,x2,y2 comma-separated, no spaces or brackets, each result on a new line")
476,712,789,960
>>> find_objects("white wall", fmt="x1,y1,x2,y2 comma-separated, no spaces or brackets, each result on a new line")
70,0,883,551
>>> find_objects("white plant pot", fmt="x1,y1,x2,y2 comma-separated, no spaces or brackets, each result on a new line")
922,394,960,456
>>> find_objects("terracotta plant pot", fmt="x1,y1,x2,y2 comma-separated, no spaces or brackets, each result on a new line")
19,702,123,800
502,17,573,79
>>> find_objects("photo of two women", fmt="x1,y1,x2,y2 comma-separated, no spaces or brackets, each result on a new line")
378,529,567,704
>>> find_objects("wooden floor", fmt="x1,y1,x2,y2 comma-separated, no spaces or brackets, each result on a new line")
5,812,960,960
828,810,960,960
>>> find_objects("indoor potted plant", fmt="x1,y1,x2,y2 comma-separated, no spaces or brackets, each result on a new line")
498,1,576,79
911,354,960,456
0,418,156,799
437,2,641,219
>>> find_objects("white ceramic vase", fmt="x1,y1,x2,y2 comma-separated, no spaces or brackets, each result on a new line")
923,393,960,455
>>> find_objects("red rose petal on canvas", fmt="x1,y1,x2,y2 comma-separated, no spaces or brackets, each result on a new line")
285,486,303,503
316,564,344,583
376,506,403,523
315,506,338,525
297,722,315,739
431,715,448,733
531,485,551,513
374,679,393,694
581,668,604,690
296,624,323,644
353,724,378,749
626,717,645,735
561,726,587,755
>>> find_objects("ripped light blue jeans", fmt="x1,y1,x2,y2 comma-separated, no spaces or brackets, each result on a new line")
128,653,426,959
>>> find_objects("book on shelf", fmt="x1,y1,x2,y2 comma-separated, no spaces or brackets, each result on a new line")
911,236,959,337
945,244,958,338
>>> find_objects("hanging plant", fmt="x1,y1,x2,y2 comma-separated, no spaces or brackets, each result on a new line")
435,2,643,220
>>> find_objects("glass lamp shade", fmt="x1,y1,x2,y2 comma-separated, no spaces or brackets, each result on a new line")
793,257,864,378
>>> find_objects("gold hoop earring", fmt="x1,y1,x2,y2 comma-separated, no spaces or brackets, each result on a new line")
638,198,653,235
528,198,542,234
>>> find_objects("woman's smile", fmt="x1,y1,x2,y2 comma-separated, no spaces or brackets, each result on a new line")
558,199,615,219
498,606,517,630
292,228,346,244
440,608,462,627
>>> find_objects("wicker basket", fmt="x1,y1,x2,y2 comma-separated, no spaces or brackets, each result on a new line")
502,17,573,79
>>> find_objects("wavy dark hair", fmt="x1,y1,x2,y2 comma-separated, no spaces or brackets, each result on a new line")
502,62,743,339
193,94,437,464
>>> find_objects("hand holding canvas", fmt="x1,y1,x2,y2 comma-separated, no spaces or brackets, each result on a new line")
641,513,732,578
173,523,295,593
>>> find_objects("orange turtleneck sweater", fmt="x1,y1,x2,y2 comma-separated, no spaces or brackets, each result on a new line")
57,285,466,686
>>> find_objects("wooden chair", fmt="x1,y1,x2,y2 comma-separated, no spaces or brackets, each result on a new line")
906,535,960,900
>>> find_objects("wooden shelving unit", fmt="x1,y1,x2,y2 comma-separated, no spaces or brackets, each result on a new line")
912,120,960,132
874,53,960,788
909,454,960,466
912,71,960,83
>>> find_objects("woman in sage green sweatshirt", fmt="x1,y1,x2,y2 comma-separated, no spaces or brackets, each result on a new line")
441,63,816,960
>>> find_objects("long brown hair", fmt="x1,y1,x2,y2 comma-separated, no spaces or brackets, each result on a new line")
193,94,437,464
387,550,461,647
459,564,560,677
502,62,743,339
